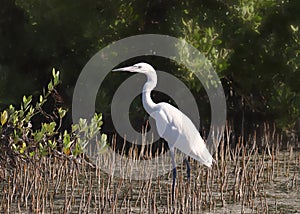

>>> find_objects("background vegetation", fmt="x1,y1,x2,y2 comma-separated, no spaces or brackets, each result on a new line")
0,0,299,137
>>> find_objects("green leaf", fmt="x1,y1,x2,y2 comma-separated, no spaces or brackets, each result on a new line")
1,110,8,125
72,124,79,132
214,39,222,45
41,122,56,134
52,68,56,78
29,151,35,157
181,18,187,26
34,131,44,142
22,95,32,110
48,81,53,91
291,24,299,32
58,107,67,118
48,139,57,149
19,142,27,154
63,130,72,148
39,142,44,150
52,68,60,86
98,133,108,153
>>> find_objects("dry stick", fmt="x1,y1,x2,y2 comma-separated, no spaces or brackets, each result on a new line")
6,178,11,213
233,164,240,202
225,122,232,163
36,169,44,213
186,172,191,211
140,187,143,214
225,161,230,203
119,183,131,211
53,161,64,197
264,123,272,158
13,166,19,203
166,183,171,213
45,159,51,213
100,179,106,212
115,177,124,212
264,191,268,213
18,196,21,213
79,187,86,213
283,152,287,177
178,167,183,210
146,175,152,212
220,164,226,207
211,164,216,210
157,176,163,203
84,176,93,214
139,126,146,160
93,193,99,213
10,170,16,204
152,189,157,214
197,185,202,212
235,138,243,201
21,165,28,207
135,180,146,209
141,181,149,211
2,186,6,212
290,163,296,189
63,161,69,214
287,145,293,177
205,168,211,210
217,138,223,194
105,170,112,208
24,172,35,210
149,135,153,160
296,170,299,192
67,170,76,213
244,136,257,201
271,142,275,181
32,164,39,213
241,146,246,213
252,153,258,198
191,188,196,212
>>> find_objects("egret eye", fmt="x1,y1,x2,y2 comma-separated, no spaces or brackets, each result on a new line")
137,66,142,69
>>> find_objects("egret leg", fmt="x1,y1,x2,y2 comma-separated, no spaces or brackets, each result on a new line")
170,148,176,202
185,158,190,181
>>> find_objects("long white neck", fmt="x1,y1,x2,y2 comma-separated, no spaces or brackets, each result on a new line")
142,71,157,114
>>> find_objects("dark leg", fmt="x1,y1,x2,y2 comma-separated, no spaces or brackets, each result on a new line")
172,167,177,201
170,148,176,202
185,158,190,181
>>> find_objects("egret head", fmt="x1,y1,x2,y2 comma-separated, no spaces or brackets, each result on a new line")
112,62,158,90
112,62,155,74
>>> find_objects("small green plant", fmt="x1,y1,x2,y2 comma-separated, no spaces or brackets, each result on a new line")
0,68,107,160
71,114,108,156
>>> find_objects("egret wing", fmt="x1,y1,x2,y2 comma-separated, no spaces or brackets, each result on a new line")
153,103,213,167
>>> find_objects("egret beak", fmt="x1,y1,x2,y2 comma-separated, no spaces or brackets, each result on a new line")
112,66,136,72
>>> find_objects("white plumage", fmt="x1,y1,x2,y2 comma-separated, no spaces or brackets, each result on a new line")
112,62,213,200
152,102,213,167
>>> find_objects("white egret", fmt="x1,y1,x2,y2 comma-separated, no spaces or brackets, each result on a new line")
112,62,213,200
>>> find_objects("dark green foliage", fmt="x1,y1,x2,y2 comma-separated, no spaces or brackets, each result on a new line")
0,0,299,131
